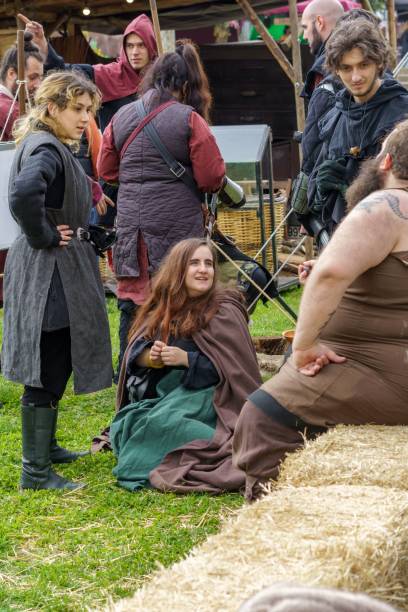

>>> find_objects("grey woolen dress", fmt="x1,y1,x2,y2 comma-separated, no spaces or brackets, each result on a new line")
1,131,112,395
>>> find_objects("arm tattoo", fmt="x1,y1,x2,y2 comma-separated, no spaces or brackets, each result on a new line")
356,192,408,220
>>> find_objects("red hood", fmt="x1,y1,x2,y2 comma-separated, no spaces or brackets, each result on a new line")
121,14,158,65
94,14,157,105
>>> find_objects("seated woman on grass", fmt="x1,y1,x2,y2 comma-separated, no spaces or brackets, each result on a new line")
109,238,262,493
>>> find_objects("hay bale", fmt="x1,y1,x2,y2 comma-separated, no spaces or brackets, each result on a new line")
108,486,408,612
276,425,408,491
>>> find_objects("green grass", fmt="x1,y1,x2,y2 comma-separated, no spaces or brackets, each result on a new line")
250,286,301,337
0,289,301,611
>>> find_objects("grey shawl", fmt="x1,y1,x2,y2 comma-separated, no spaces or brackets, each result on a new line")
1,131,112,394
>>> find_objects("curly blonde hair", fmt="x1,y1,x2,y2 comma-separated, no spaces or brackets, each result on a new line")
13,70,101,146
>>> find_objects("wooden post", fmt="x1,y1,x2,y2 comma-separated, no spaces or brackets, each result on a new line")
236,0,313,261
360,0,375,13
288,0,305,137
235,0,295,83
288,0,313,261
386,0,397,69
16,16,26,116
45,14,69,38
149,0,164,56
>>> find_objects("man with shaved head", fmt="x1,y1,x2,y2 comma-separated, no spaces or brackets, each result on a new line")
298,0,344,179
301,0,344,99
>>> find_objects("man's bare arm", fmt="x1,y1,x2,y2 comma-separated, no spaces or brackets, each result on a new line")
293,192,399,354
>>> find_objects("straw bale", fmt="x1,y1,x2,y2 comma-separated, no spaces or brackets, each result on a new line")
276,425,408,491
108,485,408,612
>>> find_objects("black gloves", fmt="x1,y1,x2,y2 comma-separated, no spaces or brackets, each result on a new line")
316,158,348,198
311,157,348,215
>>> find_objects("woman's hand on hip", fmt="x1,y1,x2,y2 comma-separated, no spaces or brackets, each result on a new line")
57,225,73,247
160,346,189,367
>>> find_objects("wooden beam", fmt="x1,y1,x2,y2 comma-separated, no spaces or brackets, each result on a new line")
288,0,313,260
288,0,305,134
360,0,374,13
149,0,163,55
2,9,57,20
44,13,69,37
17,15,26,116
235,0,295,84
386,0,397,68
0,0,62,18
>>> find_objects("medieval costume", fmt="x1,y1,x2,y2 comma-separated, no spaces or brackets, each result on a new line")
45,14,159,336
304,79,408,233
98,88,225,369
233,252,408,500
111,292,261,493
44,15,157,132
1,131,112,489
301,42,328,102
0,84,19,141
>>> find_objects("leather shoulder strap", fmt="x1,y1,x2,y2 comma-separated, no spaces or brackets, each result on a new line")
137,99,201,197
119,99,176,160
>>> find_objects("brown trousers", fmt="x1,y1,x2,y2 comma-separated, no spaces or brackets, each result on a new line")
233,398,326,501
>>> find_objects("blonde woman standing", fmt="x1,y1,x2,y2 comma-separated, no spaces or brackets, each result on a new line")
1,71,112,491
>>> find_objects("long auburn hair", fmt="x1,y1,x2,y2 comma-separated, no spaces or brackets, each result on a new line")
130,238,231,342
140,39,212,123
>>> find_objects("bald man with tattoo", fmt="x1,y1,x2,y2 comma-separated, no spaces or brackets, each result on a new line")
233,120,408,501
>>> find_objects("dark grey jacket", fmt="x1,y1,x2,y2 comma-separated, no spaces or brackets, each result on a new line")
306,78,408,227
112,91,204,278
1,132,112,394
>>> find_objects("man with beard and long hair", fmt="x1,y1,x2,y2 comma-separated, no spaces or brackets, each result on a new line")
233,120,408,501
301,17,408,243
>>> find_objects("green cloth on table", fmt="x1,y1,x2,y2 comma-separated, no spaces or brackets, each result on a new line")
110,369,217,491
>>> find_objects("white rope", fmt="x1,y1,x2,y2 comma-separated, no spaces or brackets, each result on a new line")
210,238,297,325
0,80,30,141
270,235,308,282
18,80,32,111
246,234,308,313
253,207,294,260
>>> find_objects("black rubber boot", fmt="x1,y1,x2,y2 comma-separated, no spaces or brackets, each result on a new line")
50,405,90,464
20,404,85,491
114,300,138,383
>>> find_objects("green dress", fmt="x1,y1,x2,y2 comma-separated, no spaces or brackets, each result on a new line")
110,369,217,491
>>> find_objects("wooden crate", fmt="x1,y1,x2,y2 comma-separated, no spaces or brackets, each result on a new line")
217,198,285,269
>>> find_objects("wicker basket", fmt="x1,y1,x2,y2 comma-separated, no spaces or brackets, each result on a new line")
99,253,117,295
217,197,285,269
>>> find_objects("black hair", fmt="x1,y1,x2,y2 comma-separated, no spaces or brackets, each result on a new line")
141,39,212,122
0,32,43,83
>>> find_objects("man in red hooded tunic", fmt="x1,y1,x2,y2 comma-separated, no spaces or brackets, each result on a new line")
22,14,158,131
